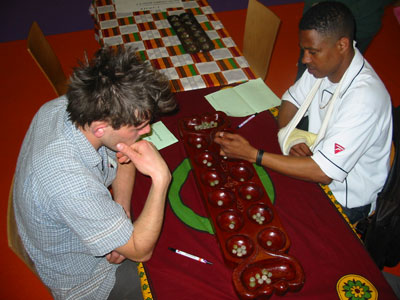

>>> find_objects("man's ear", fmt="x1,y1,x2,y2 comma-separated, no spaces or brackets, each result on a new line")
337,37,350,53
91,121,108,138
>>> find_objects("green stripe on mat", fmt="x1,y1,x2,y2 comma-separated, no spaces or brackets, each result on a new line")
168,158,214,234
168,158,277,233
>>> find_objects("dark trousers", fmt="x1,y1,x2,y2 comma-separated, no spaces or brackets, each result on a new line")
341,204,371,224
107,259,143,300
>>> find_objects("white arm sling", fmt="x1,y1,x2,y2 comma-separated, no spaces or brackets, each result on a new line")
277,68,348,155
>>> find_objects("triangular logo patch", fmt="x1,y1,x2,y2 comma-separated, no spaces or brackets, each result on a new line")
334,143,345,154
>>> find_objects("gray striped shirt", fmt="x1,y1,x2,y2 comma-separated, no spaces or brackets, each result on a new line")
13,96,133,299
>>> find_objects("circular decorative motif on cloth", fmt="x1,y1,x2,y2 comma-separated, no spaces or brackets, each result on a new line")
337,274,378,300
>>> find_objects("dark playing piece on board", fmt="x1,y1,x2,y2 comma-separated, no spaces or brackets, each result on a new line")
168,12,215,53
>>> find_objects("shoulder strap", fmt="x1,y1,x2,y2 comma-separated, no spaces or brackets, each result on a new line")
277,79,322,154
278,69,349,154
311,68,349,150
286,78,322,130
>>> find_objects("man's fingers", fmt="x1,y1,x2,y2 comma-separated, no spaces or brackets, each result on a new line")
116,153,131,164
116,143,139,160
215,131,236,140
298,143,313,156
289,143,313,157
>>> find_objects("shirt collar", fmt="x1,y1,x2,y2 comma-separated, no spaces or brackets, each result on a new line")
63,110,103,169
338,46,365,98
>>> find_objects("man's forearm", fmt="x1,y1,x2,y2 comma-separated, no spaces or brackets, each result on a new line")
116,174,171,262
130,178,170,260
259,151,332,184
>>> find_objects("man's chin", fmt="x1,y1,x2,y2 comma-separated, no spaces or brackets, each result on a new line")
307,69,323,79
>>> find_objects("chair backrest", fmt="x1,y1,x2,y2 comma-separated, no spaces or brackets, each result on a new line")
243,0,281,80
362,105,400,269
27,21,68,96
7,177,39,277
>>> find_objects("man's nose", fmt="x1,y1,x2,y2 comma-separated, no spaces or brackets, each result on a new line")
301,51,311,64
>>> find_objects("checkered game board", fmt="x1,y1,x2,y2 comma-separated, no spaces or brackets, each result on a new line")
91,0,256,92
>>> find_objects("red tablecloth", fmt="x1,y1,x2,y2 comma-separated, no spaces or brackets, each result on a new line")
131,87,397,299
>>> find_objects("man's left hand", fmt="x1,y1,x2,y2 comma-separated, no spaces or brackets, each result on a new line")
106,251,126,264
289,143,313,157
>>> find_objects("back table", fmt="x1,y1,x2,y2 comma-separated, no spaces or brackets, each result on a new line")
90,0,256,92
130,87,397,300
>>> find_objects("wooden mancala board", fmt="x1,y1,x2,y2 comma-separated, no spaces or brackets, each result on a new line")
178,111,305,299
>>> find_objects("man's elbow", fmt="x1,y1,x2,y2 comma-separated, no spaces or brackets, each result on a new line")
309,160,332,185
118,238,155,262
135,250,153,262
123,249,153,263
318,174,332,185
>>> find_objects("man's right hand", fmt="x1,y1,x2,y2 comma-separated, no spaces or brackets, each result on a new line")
289,142,313,157
116,141,171,184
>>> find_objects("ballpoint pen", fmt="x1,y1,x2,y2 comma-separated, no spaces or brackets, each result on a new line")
168,247,213,265
237,113,257,129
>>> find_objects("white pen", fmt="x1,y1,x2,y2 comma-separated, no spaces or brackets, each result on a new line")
237,113,257,129
168,247,213,265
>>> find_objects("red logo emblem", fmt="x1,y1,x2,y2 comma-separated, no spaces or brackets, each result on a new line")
334,143,345,154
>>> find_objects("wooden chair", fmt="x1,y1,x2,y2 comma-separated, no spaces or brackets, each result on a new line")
7,177,40,277
243,0,281,80
27,21,68,96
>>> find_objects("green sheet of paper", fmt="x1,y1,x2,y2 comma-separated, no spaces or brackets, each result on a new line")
205,78,281,117
143,121,178,150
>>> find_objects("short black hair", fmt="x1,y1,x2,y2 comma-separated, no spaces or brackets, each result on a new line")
299,1,355,42
66,46,177,129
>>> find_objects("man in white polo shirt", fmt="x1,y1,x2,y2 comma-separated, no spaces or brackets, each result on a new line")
214,1,392,224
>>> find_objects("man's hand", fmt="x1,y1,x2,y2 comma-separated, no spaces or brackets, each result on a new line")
106,250,126,264
289,142,313,157
214,131,258,163
214,130,331,185
116,151,131,164
116,140,171,184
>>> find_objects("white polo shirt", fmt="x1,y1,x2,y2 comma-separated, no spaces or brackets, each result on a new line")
282,48,392,210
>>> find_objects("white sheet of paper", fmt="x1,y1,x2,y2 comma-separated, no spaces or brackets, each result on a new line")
142,121,178,150
115,0,183,12
205,78,281,117
205,87,255,117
